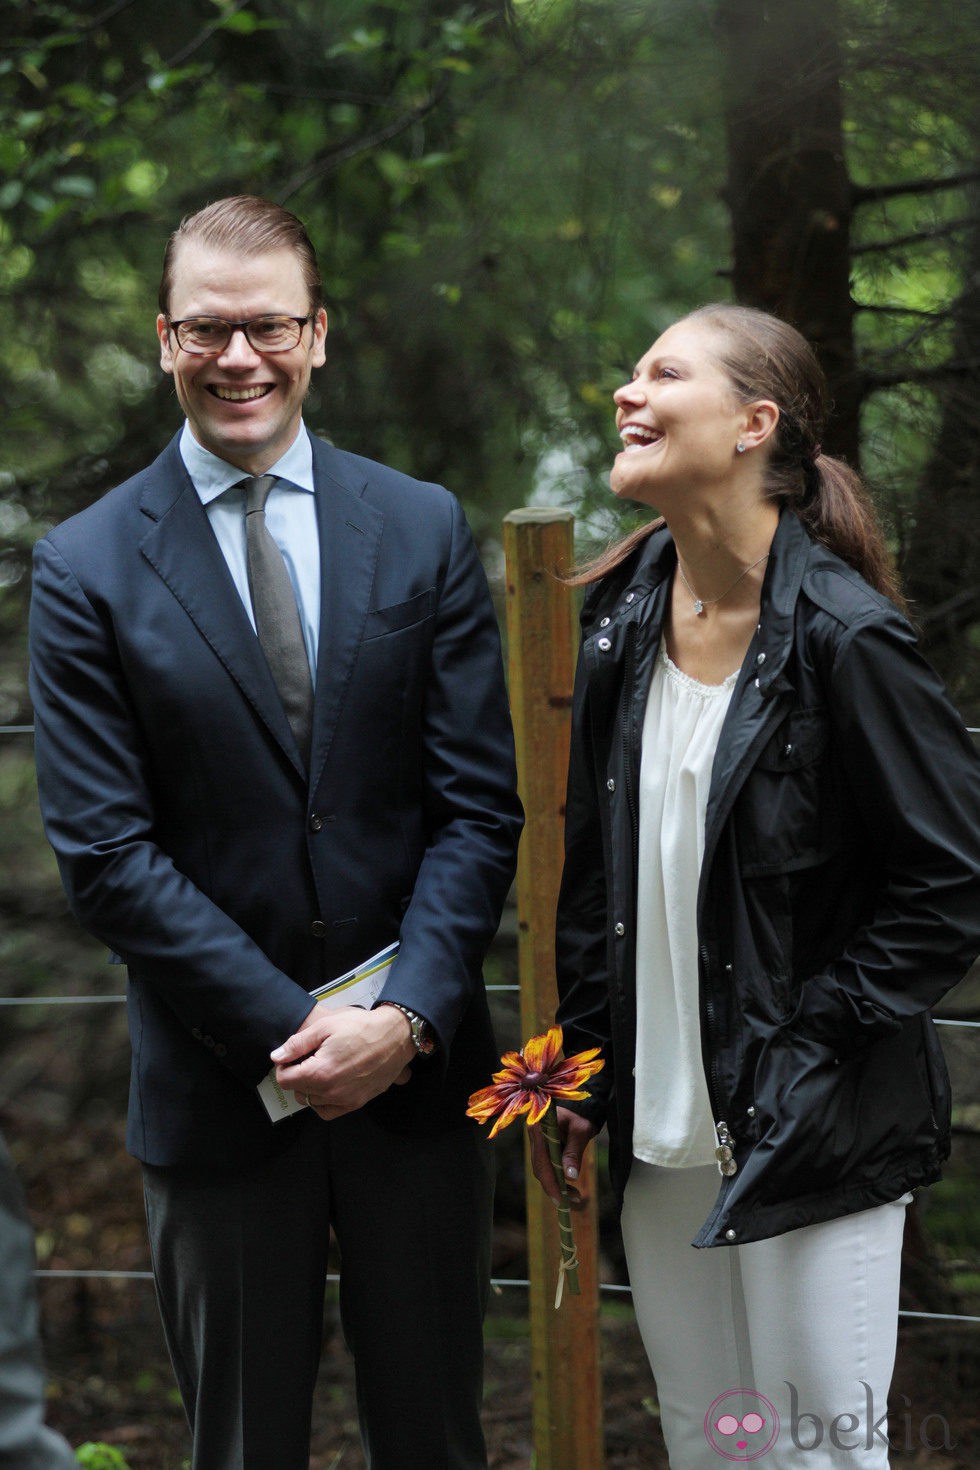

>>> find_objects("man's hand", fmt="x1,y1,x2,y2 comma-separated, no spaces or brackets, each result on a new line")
270,1004,414,1121
528,1105,599,1208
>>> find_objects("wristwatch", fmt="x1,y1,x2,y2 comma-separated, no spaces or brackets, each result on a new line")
379,1001,437,1057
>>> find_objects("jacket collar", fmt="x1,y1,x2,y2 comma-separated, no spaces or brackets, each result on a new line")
583,506,811,696
136,431,384,788
754,507,812,697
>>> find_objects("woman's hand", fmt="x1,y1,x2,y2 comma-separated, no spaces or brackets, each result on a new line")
529,1105,599,1207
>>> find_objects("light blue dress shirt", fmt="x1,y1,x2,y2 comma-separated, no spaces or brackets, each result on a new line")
179,421,321,679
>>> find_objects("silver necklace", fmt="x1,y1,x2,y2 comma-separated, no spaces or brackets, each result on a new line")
677,552,770,616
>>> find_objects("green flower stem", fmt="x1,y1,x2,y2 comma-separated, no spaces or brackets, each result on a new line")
538,1107,580,1302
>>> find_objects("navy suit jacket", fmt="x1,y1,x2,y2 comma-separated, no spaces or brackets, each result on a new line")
29,431,523,1170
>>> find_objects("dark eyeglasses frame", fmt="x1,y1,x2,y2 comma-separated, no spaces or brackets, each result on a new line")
166,314,315,355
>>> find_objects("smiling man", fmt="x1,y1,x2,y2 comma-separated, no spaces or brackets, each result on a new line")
28,197,523,1470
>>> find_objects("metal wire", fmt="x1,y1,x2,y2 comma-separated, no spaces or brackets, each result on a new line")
0,993,972,1009
7,720,980,1329
34,1270,980,1324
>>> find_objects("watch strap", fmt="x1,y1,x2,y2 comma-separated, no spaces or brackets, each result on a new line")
378,1001,436,1056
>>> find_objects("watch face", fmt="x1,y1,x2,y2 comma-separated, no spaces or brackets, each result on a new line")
414,1017,436,1055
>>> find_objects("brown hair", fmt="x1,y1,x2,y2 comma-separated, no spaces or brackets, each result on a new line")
573,303,904,607
158,196,323,315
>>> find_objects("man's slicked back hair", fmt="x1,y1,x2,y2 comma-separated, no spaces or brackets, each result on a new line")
159,195,323,314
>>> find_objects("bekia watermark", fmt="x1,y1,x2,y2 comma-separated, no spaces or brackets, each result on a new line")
704,1384,955,1461
704,1390,779,1461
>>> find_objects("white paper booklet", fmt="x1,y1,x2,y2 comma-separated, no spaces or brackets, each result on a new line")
257,941,400,1122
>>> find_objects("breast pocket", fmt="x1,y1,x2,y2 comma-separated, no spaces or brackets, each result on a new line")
362,587,436,642
736,708,842,876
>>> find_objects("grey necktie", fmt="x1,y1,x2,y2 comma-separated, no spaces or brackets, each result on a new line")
241,475,313,764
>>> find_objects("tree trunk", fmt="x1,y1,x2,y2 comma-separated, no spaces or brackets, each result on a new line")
716,0,860,462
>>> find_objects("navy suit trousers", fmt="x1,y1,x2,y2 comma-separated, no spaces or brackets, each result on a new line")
143,1110,494,1470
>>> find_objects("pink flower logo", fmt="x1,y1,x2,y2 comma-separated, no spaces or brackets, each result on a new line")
704,1390,780,1461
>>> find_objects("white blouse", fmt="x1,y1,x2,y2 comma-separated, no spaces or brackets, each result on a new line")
633,646,738,1168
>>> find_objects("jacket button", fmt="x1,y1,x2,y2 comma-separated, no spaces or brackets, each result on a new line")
597,637,611,652
606,778,616,792
783,743,794,757
311,920,328,938
309,813,323,832
725,1229,737,1243
625,592,635,603
747,1105,756,1118
756,652,766,665
614,922,625,937
599,616,611,627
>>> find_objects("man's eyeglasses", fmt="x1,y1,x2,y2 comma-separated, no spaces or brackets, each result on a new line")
167,315,315,356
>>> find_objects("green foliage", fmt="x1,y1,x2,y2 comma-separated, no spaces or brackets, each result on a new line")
0,0,735,725
844,0,980,491
1,0,979,686
74,1445,132,1469
924,1167,980,1259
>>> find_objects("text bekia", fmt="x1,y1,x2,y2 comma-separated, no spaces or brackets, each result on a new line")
787,1382,954,1454
703,1383,955,1460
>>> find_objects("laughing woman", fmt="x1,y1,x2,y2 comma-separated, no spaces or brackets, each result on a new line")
531,305,980,1467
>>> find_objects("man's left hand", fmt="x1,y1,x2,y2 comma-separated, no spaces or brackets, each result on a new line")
270,1004,414,1120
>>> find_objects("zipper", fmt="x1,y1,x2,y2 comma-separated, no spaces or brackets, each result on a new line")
714,1119,737,1178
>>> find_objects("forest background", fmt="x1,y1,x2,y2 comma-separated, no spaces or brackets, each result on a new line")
1,1,979,1466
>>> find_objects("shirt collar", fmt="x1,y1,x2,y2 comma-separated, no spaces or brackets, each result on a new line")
179,421,316,506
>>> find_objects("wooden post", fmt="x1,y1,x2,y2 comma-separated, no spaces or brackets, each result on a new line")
502,508,605,1470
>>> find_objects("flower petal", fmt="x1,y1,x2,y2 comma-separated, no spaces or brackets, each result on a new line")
547,1052,604,1094
525,1092,552,1128
521,1025,563,1074
465,1085,508,1124
487,1092,532,1138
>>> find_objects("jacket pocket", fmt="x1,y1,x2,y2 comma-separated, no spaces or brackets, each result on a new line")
736,708,842,876
362,587,436,641
747,1022,940,1209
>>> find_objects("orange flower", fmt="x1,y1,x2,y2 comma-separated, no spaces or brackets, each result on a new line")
467,1025,604,1306
466,1024,603,1139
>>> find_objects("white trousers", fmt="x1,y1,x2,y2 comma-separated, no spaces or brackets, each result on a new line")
621,1162,910,1469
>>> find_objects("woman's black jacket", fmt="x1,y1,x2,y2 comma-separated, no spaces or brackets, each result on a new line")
556,509,980,1248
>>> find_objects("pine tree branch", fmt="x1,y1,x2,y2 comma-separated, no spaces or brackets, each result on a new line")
864,358,980,391
853,169,980,207
275,85,448,202
851,216,976,257
916,585,980,634
855,304,947,320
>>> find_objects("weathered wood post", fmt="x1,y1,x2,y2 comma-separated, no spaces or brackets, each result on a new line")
502,508,605,1469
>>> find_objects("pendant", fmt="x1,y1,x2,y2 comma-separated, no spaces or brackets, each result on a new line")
693,599,705,615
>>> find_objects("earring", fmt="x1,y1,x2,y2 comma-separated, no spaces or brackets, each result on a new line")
736,441,746,454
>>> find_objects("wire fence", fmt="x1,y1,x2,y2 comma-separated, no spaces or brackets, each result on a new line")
3,723,980,1327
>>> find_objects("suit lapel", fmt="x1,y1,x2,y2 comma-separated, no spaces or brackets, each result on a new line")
137,436,306,777
308,435,384,791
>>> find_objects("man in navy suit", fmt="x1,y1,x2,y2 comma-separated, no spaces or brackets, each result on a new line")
29,196,523,1469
